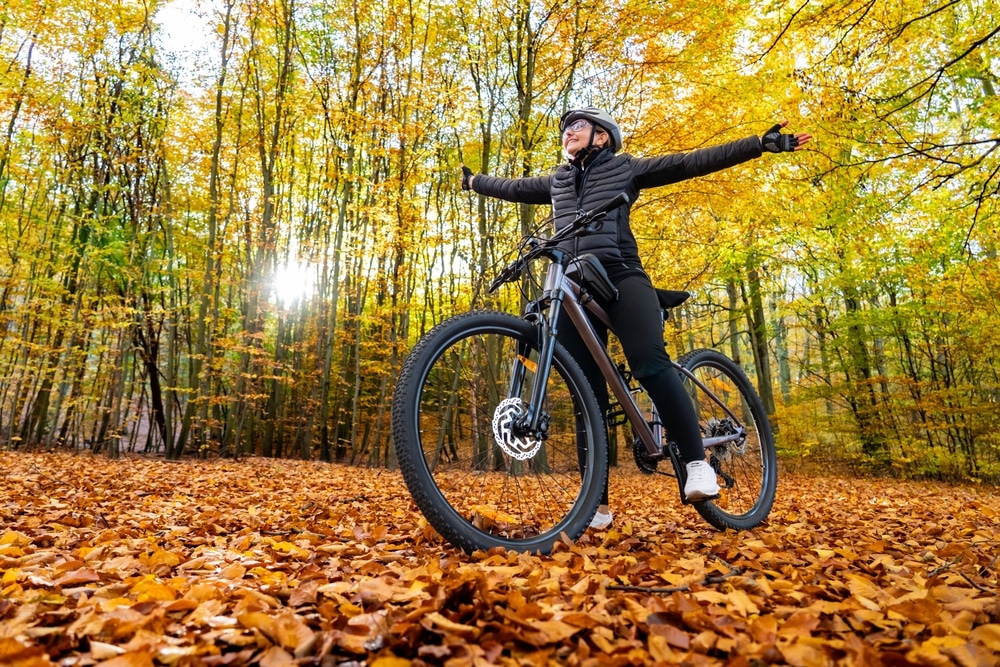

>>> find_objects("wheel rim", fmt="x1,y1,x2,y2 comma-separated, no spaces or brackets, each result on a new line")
410,324,599,547
684,361,771,519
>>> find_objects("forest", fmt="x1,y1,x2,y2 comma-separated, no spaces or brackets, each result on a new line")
0,0,997,481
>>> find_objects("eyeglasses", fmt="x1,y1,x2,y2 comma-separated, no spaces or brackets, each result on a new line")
563,119,593,134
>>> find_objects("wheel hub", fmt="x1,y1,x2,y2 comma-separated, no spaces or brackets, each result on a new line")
492,398,544,460
706,417,746,459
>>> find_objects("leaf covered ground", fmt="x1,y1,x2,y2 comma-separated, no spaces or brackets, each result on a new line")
0,452,997,667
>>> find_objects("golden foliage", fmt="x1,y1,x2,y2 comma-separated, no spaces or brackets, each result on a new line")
0,0,996,475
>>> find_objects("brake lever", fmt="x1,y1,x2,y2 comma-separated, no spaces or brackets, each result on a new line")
488,263,519,293
489,238,541,292
488,195,618,294
569,192,628,235
580,214,606,235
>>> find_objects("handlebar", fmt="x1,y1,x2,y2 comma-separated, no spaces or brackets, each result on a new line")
488,193,630,293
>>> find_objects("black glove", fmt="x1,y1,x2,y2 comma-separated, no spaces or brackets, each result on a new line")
761,123,799,153
461,165,474,191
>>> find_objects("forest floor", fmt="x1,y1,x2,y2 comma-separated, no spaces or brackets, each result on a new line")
0,451,998,666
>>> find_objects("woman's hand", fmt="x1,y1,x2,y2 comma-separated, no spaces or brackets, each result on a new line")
761,120,812,153
461,165,474,190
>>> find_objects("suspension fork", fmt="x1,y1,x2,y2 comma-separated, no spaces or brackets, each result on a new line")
508,259,569,434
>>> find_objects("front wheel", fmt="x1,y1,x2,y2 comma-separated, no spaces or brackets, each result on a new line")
677,349,777,531
391,310,608,555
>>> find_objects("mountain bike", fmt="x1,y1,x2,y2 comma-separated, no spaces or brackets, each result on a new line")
391,194,777,555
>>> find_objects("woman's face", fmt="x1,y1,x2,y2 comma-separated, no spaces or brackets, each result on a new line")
562,119,608,157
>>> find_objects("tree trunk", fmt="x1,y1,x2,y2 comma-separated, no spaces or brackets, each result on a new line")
742,266,776,418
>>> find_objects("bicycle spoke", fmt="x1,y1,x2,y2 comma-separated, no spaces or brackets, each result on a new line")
678,349,777,530
392,312,607,554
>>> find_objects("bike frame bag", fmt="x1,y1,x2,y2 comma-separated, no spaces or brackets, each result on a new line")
567,253,619,304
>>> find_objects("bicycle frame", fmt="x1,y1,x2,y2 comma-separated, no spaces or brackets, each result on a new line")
512,249,748,465
391,191,777,554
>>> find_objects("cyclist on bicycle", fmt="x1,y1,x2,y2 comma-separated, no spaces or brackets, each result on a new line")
462,107,811,529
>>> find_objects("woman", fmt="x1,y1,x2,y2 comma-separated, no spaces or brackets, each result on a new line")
462,107,811,529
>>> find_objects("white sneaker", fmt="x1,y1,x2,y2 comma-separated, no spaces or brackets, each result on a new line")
684,460,721,500
589,508,613,530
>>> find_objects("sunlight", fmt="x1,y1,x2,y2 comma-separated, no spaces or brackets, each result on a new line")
154,0,213,89
272,261,316,308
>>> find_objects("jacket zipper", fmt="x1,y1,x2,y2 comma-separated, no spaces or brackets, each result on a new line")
576,164,590,211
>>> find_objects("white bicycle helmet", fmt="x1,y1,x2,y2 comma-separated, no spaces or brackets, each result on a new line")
559,107,622,152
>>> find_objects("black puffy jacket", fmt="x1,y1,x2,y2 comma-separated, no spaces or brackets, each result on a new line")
471,136,763,277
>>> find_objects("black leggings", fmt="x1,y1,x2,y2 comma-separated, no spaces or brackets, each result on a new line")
562,273,706,486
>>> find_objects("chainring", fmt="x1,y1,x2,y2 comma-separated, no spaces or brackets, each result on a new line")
632,436,659,475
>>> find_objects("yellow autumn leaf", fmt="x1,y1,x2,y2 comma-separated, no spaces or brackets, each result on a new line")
0,544,24,557
647,634,680,663
968,624,1000,650
0,531,31,547
238,612,277,641
421,612,479,638
218,563,247,580
906,634,967,663
843,573,886,605
470,505,517,524
97,597,134,612
620,598,649,624
146,550,181,568
779,637,836,667
528,619,581,643
264,538,295,552
273,612,315,651
248,566,286,586
338,602,364,617
370,657,411,667
132,578,177,602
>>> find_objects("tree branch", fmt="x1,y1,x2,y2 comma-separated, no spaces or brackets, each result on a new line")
878,23,1000,113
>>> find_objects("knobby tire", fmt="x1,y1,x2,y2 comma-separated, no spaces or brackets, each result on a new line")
391,310,608,555
678,348,777,531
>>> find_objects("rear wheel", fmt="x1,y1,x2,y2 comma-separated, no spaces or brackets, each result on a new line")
391,310,608,554
677,349,777,530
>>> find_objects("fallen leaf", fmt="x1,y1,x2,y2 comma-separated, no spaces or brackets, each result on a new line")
2,454,997,667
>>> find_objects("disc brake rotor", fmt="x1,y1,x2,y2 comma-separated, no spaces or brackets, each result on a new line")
492,398,544,460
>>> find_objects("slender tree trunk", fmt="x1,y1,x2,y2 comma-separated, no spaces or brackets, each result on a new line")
743,266,776,419
726,280,741,366
176,0,238,459
770,293,791,403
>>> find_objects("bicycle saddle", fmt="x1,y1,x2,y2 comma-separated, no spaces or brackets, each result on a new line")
656,288,691,314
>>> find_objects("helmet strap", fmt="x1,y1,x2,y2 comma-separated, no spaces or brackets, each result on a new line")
570,126,601,166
